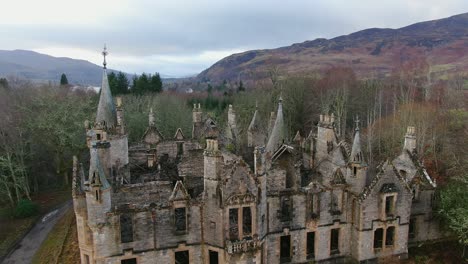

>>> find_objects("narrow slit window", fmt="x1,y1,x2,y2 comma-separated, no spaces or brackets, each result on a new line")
409,218,416,239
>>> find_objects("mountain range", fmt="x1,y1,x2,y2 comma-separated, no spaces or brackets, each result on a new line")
198,12,468,83
0,50,128,86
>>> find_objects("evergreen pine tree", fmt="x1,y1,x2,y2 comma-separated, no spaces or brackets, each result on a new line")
60,73,69,86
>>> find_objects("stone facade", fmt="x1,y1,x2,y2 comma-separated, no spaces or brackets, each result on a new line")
72,57,443,264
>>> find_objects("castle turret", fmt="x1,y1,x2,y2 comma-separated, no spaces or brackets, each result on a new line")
95,45,117,129
348,117,367,193
265,96,285,153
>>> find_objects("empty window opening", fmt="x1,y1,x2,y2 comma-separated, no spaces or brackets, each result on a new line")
174,207,187,232
280,235,291,263
385,196,395,216
353,166,357,176
84,254,90,264
229,208,239,240
280,196,292,221
307,232,315,259
121,258,137,264
209,250,219,264
95,190,99,201
175,250,189,264
96,133,101,140
373,228,383,249
120,214,133,243
330,228,340,255
386,226,395,246
409,218,416,239
177,142,183,156
242,207,252,237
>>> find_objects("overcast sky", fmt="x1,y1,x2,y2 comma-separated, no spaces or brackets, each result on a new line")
1,0,467,77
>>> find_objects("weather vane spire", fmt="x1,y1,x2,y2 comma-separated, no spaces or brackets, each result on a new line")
102,44,108,69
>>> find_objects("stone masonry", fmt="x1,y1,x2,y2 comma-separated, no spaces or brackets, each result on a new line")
72,50,443,264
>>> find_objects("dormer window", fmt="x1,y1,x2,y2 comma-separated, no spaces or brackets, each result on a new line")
385,196,395,216
174,207,187,232
380,183,397,219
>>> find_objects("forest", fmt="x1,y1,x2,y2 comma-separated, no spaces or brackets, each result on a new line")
0,65,467,252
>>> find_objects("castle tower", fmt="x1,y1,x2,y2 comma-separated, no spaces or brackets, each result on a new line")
265,96,285,153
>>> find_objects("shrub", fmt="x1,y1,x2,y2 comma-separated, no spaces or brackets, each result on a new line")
14,199,39,218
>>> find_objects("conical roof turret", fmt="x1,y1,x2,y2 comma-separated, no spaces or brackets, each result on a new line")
95,45,117,128
266,96,285,153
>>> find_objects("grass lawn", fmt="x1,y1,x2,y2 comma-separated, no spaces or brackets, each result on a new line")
32,208,79,264
0,189,72,259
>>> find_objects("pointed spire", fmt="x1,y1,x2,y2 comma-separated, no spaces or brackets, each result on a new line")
149,108,155,126
248,103,259,132
266,96,285,153
350,116,363,163
95,46,117,128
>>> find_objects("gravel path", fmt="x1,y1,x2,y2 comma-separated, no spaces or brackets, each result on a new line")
2,201,73,264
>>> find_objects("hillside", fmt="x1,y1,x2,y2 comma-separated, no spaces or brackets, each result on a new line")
198,12,468,83
0,50,128,86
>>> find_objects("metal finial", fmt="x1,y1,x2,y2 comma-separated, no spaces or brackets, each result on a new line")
102,44,108,69
355,115,360,131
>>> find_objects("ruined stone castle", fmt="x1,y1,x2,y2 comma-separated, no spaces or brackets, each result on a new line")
72,51,443,264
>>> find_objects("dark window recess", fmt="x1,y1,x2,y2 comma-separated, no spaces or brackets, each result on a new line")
177,142,183,156
229,208,239,240
330,228,340,255
409,218,416,239
84,255,90,264
242,207,252,236
174,208,187,231
353,166,357,176
309,194,319,218
120,214,133,243
386,226,395,246
280,235,291,263
385,196,394,216
121,258,137,264
307,232,315,259
96,133,101,140
175,250,189,264
280,197,293,221
209,250,219,264
373,228,383,249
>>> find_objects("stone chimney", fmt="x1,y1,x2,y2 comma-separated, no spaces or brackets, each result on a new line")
403,126,417,153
